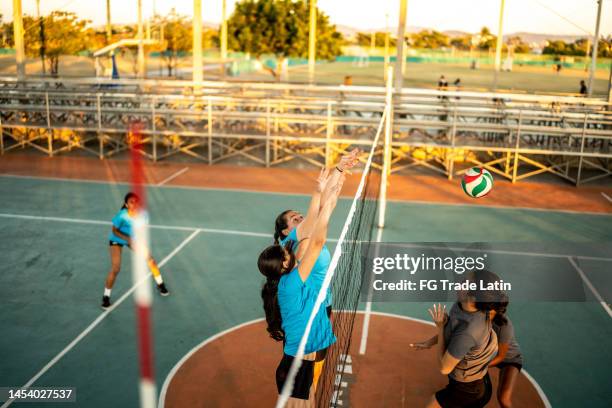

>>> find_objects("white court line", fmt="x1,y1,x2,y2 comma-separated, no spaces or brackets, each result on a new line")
0,229,201,408
601,192,612,204
158,311,551,408
157,167,189,186
388,242,612,262
567,257,612,319
358,227,384,355
0,212,339,242
2,173,611,217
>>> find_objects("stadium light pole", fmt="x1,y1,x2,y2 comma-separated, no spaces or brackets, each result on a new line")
393,0,408,95
493,0,505,90
137,0,145,78
587,0,603,97
193,0,203,84
12,0,25,80
106,0,112,45
384,14,390,82
308,0,317,84
221,0,228,65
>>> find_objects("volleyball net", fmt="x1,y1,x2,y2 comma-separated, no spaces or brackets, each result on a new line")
276,105,388,407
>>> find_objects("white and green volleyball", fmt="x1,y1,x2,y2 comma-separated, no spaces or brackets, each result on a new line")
461,167,493,198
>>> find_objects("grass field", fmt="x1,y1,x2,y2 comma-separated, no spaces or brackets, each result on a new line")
1,54,609,97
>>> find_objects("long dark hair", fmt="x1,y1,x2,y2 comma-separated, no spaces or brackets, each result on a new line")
273,210,292,244
467,269,508,325
121,192,139,210
257,243,296,341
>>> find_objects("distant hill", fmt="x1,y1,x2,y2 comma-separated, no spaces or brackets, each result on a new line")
340,25,589,46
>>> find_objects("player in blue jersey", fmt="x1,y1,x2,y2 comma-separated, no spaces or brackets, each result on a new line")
102,192,169,310
273,150,360,317
258,166,349,404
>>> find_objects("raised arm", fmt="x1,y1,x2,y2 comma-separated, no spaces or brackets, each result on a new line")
320,149,360,210
298,149,358,239
296,168,330,241
297,175,345,282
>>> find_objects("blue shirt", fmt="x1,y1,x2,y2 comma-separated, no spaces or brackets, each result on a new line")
278,267,336,356
108,208,133,245
280,228,332,308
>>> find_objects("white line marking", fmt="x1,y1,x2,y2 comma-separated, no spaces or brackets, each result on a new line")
0,212,339,241
157,167,189,186
359,227,384,355
388,242,612,262
2,173,610,217
567,257,612,319
158,311,552,408
0,229,200,408
601,192,612,204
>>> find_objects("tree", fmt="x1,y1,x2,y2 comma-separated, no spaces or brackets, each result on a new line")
506,36,530,54
227,0,344,79
450,35,471,50
477,27,496,50
151,10,192,77
4,11,91,76
356,32,396,47
410,30,449,49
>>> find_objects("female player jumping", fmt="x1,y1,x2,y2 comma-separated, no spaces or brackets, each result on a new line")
258,170,346,406
273,150,360,316
102,192,169,309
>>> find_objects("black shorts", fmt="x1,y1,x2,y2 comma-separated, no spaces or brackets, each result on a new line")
109,240,125,247
276,349,327,400
496,362,522,372
435,372,492,408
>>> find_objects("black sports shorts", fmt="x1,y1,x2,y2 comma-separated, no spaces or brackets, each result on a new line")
435,372,492,408
275,349,327,400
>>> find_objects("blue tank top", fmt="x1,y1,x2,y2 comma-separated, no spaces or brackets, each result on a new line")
277,266,336,356
280,228,332,308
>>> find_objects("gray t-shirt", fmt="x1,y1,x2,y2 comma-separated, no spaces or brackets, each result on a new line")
493,319,523,365
443,303,498,382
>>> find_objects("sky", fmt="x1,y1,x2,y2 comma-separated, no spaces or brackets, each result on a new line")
1,0,610,37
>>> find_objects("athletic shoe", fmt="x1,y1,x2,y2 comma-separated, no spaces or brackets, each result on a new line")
157,283,169,296
101,296,111,310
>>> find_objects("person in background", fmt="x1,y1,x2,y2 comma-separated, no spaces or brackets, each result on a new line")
580,80,588,96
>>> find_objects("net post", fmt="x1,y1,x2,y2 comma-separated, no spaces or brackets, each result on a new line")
378,66,393,229
129,122,157,408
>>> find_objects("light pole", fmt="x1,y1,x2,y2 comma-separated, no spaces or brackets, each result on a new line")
393,0,408,94
137,0,145,78
193,0,203,84
493,0,505,90
587,0,603,97
12,0,25,80
106,0,112,45
308,0,317,84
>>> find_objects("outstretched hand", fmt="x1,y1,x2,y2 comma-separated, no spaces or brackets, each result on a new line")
316,168,331,193
337,148,361,172
428,303,448,329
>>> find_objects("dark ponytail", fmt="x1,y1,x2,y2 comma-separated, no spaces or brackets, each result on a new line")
257,243,296,342
467,270,508,323
121,192,139,210
274,210,292,244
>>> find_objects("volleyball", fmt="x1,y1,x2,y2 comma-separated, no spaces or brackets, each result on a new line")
461,167,494,198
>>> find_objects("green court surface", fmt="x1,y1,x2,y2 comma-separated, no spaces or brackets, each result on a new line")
1,175,611,407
